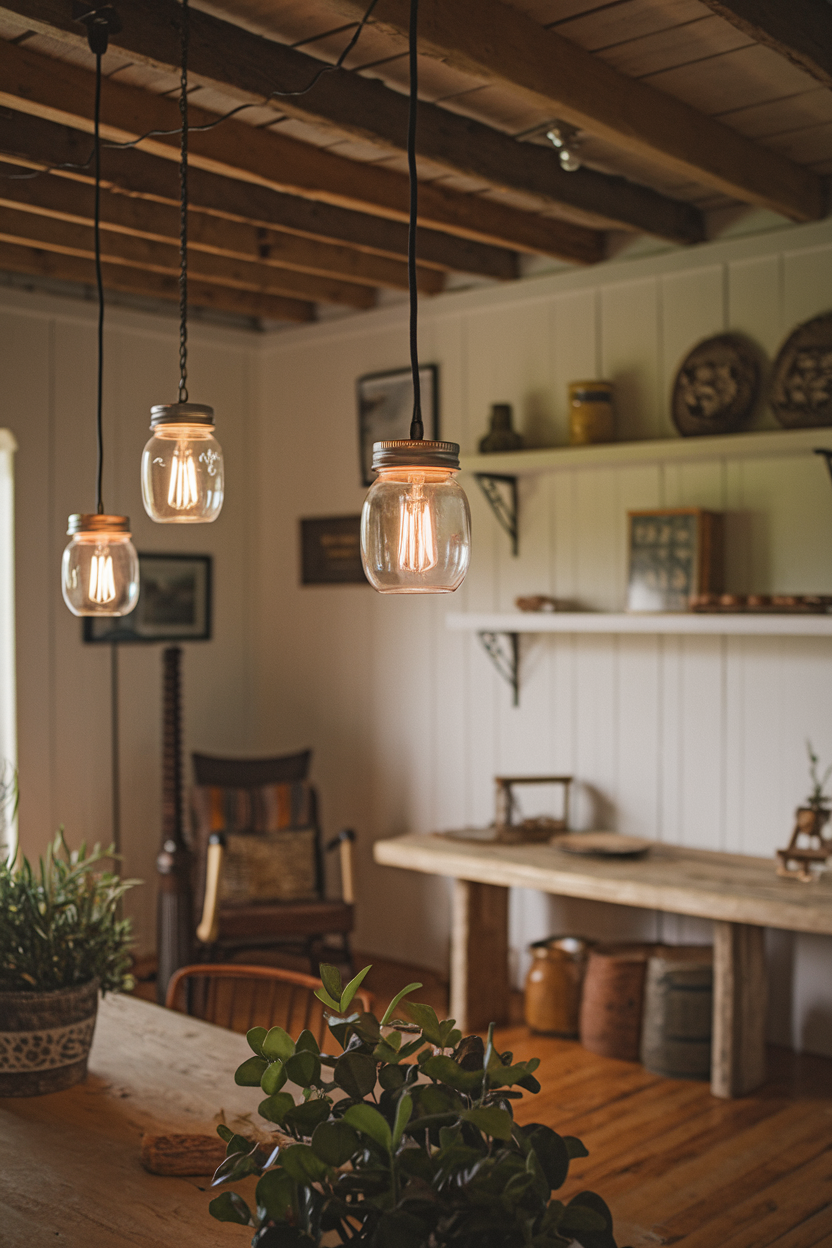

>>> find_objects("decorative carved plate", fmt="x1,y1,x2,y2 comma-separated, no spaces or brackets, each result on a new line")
672,334,760,437
771,312,832,428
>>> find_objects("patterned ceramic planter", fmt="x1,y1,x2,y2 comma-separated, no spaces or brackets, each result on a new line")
0,978,99,1096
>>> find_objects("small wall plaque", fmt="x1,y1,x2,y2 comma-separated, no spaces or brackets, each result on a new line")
627,509,723,612
300,516,368,585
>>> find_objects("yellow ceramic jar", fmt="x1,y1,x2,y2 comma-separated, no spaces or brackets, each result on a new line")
568,381,615,445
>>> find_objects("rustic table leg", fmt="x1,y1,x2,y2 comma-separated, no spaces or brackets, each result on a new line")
449,878,510,1033
711,920,767,1098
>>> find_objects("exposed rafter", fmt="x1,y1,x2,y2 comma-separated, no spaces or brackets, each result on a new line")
0,206,377,308
0,112,519,281
0,38,603,264
0,239,314,321
700,0,832,90
0,0,704,243
326,0,826,222
0,171,445,294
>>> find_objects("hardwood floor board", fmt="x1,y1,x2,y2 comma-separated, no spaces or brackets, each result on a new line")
681,1146,832,1248
765,1201,832,1248
554,1070,708,1138
556,1081,727,1157
607,1103,832,1224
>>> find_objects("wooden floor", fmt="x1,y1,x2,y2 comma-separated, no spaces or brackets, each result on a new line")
137,954,832,1247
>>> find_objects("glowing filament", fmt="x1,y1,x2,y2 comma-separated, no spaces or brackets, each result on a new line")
397,476,437,573
167,444,200,510
89,550,116,604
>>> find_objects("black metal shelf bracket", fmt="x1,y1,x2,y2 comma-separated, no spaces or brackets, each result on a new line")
474,473,518,555
814,447,832,486
478,631,520,706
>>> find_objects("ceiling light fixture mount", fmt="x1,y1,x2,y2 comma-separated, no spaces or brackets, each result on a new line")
62,3,139,618
142,0,224,524
360,0,471,594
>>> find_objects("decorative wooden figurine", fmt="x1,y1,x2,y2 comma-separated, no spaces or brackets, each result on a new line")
776,743,832,882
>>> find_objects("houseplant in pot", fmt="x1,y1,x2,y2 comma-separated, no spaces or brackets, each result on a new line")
0,830,137,1096
209,964,628,1248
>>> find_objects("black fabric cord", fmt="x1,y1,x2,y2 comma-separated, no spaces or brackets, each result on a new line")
407,0,423,441
178,0,189,404
94,48,105,514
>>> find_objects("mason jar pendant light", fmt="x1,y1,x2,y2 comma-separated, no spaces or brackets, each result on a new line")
360,0,471,594
62,10,139,619
142,0,224,524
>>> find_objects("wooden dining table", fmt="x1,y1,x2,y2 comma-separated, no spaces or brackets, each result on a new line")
0,993,261,1246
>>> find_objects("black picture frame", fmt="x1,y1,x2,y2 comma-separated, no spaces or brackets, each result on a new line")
357,364,439,486
300,516,367,585
82,552,213,643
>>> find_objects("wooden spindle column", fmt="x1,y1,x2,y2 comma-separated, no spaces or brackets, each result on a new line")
156,646,193,1004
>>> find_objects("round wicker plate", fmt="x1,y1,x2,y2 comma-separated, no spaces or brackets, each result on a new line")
552,832,651,857
671,333,759,436
771,311,832,428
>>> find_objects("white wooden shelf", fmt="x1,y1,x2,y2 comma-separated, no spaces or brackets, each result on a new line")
447,612,832,637
459,426,832,477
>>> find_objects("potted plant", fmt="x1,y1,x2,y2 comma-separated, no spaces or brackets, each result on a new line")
805,741,832,832
209,964,628,1248
0,830,137,1096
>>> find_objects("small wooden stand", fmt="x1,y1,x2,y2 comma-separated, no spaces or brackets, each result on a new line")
776,806,831,882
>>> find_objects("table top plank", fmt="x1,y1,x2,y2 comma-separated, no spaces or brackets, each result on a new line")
373,833,832,934
0,994,261,1246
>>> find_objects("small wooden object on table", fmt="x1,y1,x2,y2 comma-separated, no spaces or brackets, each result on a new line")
777,806,831,882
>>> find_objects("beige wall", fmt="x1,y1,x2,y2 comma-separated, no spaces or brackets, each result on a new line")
255,216,832,1056
3,212,832,1055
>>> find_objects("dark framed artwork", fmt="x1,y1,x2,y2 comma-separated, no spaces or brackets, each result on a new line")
300,516,367,585
627,509,723,612
83,553,212,643
357,364,439,486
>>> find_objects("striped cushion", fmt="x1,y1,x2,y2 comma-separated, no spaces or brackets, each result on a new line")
193,781,314,836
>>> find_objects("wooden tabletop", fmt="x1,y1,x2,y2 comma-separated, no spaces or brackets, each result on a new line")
0,994,261,1246
374,833,832,935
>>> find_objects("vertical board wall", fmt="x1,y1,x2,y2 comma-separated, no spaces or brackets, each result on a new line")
256,219,832,1057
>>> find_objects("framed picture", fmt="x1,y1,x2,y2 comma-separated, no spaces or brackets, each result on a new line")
300,516,367,585
83,553,212,643
357,364,439,486
627,509,723,612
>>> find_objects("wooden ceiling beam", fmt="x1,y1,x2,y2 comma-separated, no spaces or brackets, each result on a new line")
0,111,518,281
0,39,603,264
0,0,703,243
326,0,826,222
0,204,377,308
0,239,314,322
699,0,832,90
0,168,444,294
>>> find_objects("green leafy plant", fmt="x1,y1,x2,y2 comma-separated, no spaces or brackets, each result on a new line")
0,830,138,993
209,963,626,1248
806,740,832,810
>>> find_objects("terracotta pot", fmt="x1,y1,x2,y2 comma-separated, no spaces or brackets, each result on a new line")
0,978,99,1097
579,943,657,1061
524,936,593,1036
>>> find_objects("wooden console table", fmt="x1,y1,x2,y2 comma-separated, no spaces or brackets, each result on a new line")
373,833,832,1099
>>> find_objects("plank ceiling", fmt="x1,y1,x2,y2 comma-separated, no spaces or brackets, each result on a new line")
0,0,829,322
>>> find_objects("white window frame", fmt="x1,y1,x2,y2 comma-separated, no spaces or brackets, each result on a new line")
0,429,17,861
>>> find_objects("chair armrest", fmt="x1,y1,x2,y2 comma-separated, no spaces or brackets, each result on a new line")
196,833,225,944
326,828,356,905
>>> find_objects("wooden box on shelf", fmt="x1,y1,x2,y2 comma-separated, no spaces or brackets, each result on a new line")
627,508,723,612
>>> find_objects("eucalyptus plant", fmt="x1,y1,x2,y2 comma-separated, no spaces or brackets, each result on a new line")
210,964,626,1248
806,740,832,810
0,830,138,993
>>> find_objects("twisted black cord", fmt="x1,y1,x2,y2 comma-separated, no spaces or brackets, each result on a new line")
94,47,105,513
178,0,189,404
0,0,381,182
407,0,422,442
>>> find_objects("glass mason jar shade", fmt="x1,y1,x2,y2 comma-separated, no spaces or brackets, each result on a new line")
361,440,471,593
61,514,140,617
141,403,224,523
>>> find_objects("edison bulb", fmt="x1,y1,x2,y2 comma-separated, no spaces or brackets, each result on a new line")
61,515,140,617
361,440,471,594
142,403,223,523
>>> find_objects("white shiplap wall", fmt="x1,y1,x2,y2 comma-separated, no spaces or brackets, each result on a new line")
256,218,832,1057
